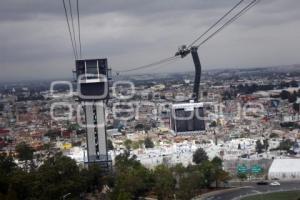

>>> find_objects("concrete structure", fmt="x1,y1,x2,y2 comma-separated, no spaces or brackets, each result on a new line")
75,59,111,168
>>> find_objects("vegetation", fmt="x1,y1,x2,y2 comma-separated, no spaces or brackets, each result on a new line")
0,153,106,200
255,139,268,153
15,142,35,171
269,132,279,138
193,148,209,164
123,139,132,150
111,153,230,200
242,190,300,200
278,139,295,151
107,139,114,150
144,137,154,148
0,148,231,200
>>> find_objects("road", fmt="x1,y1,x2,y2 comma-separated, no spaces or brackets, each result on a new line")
198,181,300,200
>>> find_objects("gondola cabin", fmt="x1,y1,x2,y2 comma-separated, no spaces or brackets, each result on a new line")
171,102,205,135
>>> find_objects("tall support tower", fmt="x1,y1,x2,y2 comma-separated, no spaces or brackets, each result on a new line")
75,59,111,168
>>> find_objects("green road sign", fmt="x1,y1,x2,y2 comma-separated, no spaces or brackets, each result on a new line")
237,164,247,174
251,165,262,174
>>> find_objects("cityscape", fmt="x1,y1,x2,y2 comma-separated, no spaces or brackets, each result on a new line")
1,0,300,200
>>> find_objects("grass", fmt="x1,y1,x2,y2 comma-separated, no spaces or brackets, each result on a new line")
242,191,300,200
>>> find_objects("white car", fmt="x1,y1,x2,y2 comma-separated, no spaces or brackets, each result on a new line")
270,181,280,186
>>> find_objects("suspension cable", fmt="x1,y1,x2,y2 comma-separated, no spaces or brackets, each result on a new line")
196,0,260,48
76,0,82,59
62,0,77,59
188,0,245,48
68,0,78,59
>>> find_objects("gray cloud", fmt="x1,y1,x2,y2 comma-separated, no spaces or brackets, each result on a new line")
0,0,300,81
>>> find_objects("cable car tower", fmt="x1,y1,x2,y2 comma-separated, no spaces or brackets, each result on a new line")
75,59,112,169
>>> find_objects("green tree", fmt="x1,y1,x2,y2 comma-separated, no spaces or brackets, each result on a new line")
153,165,175,200
280,90,290,100
288,92,297,103
237,173,247,186
278,139,295,151
211,157,230,188
107,139,114,151
293,103,300,112
45,129,61,140
209,121,217,127
7,169,35,200
0,154,17,195
144,137,154,148
80,163,103,193
111,152,154,199
176,170,201,200
255,140,264,154
193,148,208,165
15,142,34,171
263,139,269,151
199,161,215,188
32,153,85,200
270,132,279,138
123,139,132,150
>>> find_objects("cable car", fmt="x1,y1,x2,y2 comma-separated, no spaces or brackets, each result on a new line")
75,59,110,100
170,46,206,135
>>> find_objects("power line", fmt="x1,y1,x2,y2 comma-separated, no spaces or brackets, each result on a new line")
62,0,77,59
76,0,82,59
68,0,78,59
196,0,260,48
188,0,245,48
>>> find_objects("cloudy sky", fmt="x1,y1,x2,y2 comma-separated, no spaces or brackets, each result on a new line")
0,0,300,81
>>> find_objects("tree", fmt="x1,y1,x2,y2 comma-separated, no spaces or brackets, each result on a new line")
15,142,34,171
278,139,295,151
293,103,300,112
153,165,175,200
144,137,154,148
176,170,201,200
80,163,103,192
211,157,230,188
135,123,144,131
288,92,297,103
45,129,61,140
193,148,208,165
209,121,217,127
107,139,114,150
33,153,86,200
270,132,279,138
199,161,215,188
123,139,132,150
0,154,17,195
255,140,264,154
290,80,298,87
280,90,290,100
263,139,269,151
237,173,247,186
112,152,154,199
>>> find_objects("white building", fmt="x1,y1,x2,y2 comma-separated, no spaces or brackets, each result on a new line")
268,159,300,180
